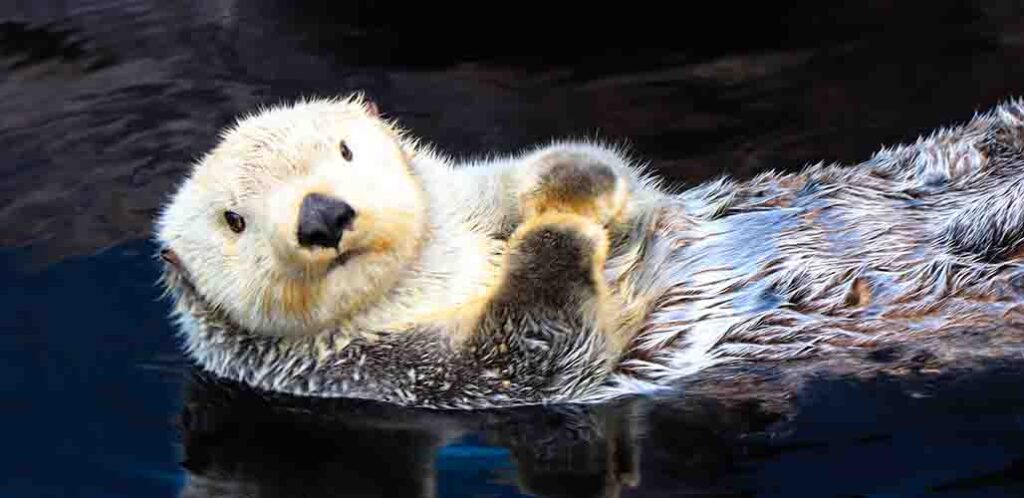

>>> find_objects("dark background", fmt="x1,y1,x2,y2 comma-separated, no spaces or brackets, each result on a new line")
2,1,1024,496
3,0,1024,262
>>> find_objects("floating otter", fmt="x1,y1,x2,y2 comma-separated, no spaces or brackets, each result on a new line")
156,96,1024,409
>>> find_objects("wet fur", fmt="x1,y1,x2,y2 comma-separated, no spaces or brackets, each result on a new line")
160,99,1024,409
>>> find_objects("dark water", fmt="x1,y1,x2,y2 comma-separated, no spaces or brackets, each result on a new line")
4,1,1024,496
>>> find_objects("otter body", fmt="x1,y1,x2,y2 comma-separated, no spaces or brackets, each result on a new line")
158,98,1024,409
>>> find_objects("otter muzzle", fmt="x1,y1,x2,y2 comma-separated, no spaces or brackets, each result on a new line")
297,193,357,250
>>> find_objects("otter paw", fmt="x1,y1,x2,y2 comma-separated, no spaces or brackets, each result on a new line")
508,212,610,285
519,150,629,226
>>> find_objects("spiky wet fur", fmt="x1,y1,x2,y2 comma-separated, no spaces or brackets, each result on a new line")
160,98,1024,409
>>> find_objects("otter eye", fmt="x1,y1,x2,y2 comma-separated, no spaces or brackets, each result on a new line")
339,140,353,161
224,211,246,233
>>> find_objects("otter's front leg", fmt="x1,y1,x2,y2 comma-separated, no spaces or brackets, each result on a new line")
464,211,625,401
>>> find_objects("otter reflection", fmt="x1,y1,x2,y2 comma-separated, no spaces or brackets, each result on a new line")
176,369,788,497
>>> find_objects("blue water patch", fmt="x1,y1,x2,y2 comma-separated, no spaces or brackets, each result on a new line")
438,439,521,497
0,240,187,498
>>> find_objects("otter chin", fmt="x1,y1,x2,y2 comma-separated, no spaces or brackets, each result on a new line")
328,248,366,270
157,96,1024,409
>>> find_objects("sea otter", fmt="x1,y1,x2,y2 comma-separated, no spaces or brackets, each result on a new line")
156,96,1024,409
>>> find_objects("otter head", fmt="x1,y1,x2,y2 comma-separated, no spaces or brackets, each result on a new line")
156,96,426,337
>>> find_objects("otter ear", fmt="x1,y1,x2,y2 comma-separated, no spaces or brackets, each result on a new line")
365,99,381,118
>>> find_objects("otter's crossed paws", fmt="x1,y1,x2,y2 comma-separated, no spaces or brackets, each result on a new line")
505,145,634,296
482,146,632,355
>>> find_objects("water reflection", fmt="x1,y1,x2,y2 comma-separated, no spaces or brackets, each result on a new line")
178,364,1024,497
177,370,779,498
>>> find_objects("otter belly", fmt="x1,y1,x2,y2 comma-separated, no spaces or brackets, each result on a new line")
619,103,1024,389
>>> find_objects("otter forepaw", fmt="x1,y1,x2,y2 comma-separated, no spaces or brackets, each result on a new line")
506,211,610,290
519,149,630,226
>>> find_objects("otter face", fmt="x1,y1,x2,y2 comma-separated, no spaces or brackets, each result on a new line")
156,97,426,337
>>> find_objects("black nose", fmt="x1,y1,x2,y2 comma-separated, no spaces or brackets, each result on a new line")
297,193,357,249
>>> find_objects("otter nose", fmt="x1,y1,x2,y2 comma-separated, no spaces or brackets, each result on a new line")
297,193,357,249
